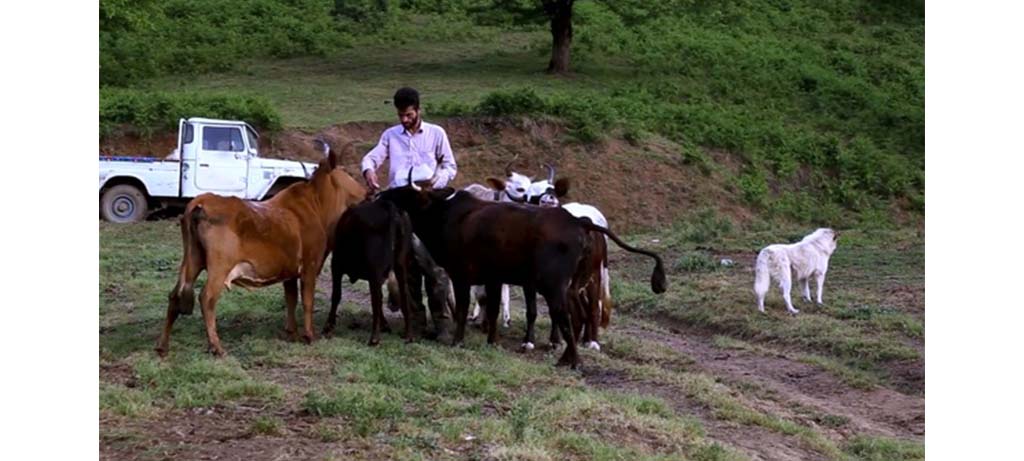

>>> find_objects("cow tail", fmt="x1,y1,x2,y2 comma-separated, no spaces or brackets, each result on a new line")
168,204,206,315
579,220,667,294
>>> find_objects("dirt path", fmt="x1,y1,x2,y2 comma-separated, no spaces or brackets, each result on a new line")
577,316,924,460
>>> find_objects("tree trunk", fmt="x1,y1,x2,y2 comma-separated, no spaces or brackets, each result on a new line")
545,0,574,74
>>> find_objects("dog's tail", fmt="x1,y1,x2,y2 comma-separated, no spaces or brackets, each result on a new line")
753,249,771,300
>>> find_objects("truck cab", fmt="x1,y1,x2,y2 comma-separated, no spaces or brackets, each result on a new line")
99,117,316,223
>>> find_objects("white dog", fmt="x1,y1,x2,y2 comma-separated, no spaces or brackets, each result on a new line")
754,228,839,314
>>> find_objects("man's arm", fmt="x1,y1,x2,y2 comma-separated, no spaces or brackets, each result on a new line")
361,131,390,190
432,128,457,188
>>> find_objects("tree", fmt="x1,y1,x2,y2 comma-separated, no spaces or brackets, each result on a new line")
479,0,672,75
543,0,575,74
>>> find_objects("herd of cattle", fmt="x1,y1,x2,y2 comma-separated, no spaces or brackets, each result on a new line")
157,141,666,369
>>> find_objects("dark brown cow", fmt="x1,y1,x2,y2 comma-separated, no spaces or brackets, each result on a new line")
157,142,366,357
378,170,666,369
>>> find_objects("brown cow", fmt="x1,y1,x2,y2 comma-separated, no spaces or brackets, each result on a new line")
156,142,366,357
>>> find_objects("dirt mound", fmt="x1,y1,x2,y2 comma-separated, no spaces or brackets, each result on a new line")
99,117,753,232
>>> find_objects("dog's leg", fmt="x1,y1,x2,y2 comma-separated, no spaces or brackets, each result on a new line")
815,272,826,305
780,271,798,315
802,278,812,302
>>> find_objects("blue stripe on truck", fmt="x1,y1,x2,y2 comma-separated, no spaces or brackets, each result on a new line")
100,156,160,163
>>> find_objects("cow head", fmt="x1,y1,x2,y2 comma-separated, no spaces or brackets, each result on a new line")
486,155,531,202
526,164,570,207
379,167,455,213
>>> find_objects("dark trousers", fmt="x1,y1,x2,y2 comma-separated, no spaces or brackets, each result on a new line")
407,260,449,338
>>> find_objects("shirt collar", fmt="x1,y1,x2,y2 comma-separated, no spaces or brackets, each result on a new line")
402,122,425,136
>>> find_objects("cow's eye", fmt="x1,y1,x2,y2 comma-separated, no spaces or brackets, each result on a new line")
516,187,525,193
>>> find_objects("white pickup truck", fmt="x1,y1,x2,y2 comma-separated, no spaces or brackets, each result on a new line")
99,117,317,223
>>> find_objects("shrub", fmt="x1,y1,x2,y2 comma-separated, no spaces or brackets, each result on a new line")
100,88,282,137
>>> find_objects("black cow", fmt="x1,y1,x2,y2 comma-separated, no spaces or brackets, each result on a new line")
378,170,666,369
324,199,416,345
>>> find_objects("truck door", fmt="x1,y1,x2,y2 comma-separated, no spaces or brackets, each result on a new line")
194,125,248,196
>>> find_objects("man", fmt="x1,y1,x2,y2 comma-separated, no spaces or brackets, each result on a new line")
361,87,457,339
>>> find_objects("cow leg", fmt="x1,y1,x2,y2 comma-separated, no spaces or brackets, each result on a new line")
407,266,431,338
501,284,511,329
394,264,414,343
546,288,579,369
199,272,228,356
323,266,342,337
521,285,538,351
584,280,602,351
451,279,472,347
368,277,384,346
548,316,563,351
284,279,299,341
424,270,449,340
469,285,482,322
155,300,181,358
300,275,317,344
484,282,502,345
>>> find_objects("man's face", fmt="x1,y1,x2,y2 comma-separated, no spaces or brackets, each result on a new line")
397,106,420,132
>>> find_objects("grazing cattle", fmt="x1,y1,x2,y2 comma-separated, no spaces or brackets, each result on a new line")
504,167,616,352
378,169,666,369
157,141,365,357
324,199,415,345
456,156,533,329
754,228,839,315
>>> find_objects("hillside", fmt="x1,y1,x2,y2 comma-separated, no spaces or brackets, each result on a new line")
101,0,924,226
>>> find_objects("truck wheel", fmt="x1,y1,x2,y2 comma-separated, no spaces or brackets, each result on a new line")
100,184,149,223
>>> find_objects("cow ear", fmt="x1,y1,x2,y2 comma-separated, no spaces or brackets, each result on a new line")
485,177,506,191
554,178,571,198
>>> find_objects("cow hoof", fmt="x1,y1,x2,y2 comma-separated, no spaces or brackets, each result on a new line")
368,338,381,347
207,346,226,357
520,342,535,351
302,334,315,345
468,315,478,322
788,309,800,316
452,340,465,348
548,342,563,351
503,320,511,329
585,341,601,351
155,346,168,358
321,328,335,338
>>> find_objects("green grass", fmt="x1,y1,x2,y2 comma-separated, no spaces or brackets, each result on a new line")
100,217,922,459
843,435,924,461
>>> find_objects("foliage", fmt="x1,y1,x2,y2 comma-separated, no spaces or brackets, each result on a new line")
100,88,282,137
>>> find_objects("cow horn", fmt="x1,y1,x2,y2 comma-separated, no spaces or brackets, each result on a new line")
505,153,519,177
314,138,330,157
544,163,555,183
408,167,421,191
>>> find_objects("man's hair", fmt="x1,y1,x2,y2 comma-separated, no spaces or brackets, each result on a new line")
393,87,420,110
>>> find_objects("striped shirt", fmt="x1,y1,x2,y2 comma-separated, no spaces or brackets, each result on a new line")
360,121,457,189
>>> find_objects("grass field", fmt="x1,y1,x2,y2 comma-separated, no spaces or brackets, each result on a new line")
141,30,627,128
99,217,923,460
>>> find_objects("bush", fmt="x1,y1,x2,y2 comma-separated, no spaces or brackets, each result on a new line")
100,88,282,137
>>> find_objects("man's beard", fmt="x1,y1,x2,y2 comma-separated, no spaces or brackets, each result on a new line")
403,115,420,131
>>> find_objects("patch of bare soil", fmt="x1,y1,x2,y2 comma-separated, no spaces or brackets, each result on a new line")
100,406,356,461
100,117,754,232
591,321,924,459
581,366,829,461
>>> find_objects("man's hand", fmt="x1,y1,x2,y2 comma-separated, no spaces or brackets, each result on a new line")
363,169,380,192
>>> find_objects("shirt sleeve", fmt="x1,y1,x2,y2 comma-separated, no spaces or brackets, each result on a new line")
432,128,457,188
361,131,389,173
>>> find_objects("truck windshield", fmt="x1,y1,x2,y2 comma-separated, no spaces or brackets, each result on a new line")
202,126,245,152
246,127,259,153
